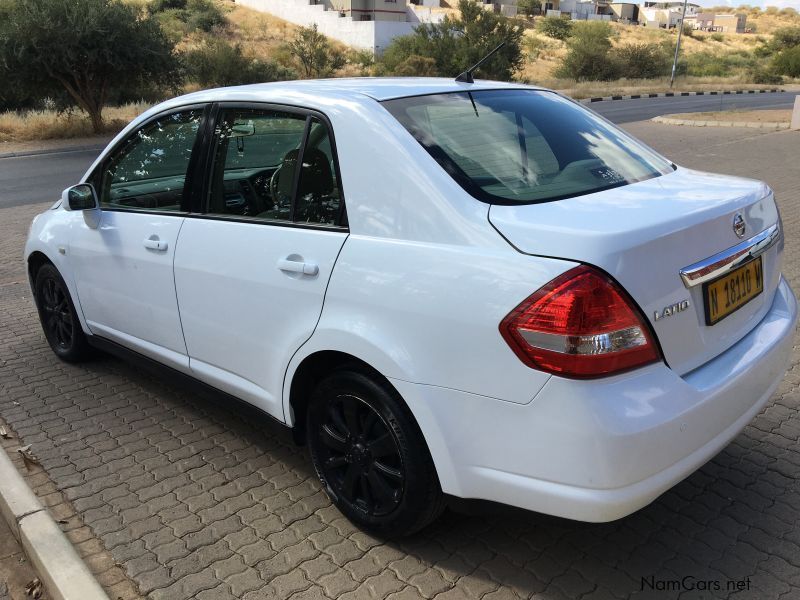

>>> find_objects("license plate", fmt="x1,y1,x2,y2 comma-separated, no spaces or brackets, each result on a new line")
703,256,764,325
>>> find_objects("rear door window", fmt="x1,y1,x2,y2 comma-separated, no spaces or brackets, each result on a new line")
205,108,346,227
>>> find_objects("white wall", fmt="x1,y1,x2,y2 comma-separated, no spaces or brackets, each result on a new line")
238,0,419,53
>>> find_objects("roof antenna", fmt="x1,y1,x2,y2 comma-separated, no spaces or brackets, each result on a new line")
455,42,506,84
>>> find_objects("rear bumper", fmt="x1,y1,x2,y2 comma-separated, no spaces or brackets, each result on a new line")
394,276,797,522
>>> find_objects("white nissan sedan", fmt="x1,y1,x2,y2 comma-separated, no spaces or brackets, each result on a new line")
25,79,797,536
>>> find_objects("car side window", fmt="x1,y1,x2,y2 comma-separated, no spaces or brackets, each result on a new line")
206,108,307,222
99,110,203,211
294,118,344,226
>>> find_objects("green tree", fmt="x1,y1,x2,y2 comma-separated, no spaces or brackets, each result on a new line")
184,38,296,88
537,15,572,41
773,45,800,77
0,0,179,131
771,26,800,51
379,0,524,80
517,0,542,18
288,24,346,78
556,21,619,81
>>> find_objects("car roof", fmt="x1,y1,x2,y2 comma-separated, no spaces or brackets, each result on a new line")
171,77,543,104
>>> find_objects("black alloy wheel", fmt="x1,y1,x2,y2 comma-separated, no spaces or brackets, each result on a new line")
308,369,444,537
34,263,91,362
40,276,73,350
317,393,404,516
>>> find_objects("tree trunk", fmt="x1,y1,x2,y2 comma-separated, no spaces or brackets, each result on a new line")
88,108,104,134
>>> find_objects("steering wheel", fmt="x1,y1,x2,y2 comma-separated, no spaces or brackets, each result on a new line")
269,164,284,206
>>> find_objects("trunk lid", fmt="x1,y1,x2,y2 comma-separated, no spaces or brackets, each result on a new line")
489,167,782,375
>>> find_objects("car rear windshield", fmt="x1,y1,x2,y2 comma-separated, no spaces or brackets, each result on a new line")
382,90,675,205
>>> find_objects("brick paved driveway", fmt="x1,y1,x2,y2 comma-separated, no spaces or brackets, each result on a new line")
1,123,799,600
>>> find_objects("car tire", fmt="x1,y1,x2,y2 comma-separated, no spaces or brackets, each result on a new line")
307,368,444,537
34,263,92,363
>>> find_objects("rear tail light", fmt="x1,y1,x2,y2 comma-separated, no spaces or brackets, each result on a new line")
499,265,660,378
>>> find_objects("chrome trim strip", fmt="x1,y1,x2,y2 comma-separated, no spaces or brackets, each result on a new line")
679,223,781,288
519,326,648,356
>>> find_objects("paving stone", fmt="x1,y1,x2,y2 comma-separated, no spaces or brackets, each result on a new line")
227,566,265,597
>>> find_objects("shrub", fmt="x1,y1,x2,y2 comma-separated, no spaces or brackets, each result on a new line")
379,0,523,80
393,55,438,76
710,32,724,42
348,49,375,69
682,24,694,38
611,43,671,79
537,15,572,41
288,24,346,78
556,21,619,81
773,45,800,78
150,0,226,38
751,69,783,85
184,39,296,87
684,50,757,77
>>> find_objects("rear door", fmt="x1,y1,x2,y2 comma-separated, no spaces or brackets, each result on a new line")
174,105,348,420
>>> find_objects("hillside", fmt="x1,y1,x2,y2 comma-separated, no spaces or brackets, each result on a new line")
218,1,799,89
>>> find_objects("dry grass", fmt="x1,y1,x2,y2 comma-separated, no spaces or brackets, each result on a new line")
664,108,792,123
0,103,149,143
216,4,300,53
223,5,351,61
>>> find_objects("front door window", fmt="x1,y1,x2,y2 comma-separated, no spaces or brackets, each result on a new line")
99,109,203,211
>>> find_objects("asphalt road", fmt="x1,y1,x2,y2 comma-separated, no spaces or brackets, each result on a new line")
0,147,101,209
592,90,799,123
1,91,798,210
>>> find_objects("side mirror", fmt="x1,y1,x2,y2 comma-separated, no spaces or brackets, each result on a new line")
63,184,99,211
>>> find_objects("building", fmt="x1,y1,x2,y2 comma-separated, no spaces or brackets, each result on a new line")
640,6,681,28
642,1,700,16
558,0,613,20
684,12,747,33
322,0,407,21
713,13,747,33
477,0,519,18
609,2,638,22
238,0,445,53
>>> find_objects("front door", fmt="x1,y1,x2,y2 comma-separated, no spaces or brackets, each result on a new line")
174,107,348,419
69,108,205,370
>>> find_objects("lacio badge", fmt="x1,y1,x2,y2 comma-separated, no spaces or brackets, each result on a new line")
654,299,691,322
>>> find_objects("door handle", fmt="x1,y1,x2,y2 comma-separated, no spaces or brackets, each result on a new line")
277,258,318,276
143,237,168,252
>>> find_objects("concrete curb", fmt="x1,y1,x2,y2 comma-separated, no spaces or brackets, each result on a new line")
0,144,106,160
577,88,785,104
651,115,790,129
0,447,110,600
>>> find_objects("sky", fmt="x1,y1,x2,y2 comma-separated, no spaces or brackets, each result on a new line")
674,0,800,8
